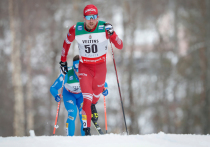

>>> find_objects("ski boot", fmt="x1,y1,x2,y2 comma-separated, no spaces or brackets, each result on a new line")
83,127,91,136
91,104,98,122
91,104,104,134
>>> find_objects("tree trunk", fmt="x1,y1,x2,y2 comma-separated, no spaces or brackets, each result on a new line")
127,3,139,133
26,36,34,134
21,0,34,134
203,0,210,134
128,29,139,134
8,0,25,136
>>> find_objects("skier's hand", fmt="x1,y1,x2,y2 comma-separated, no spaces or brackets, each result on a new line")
102,88,108,96
59,61,68,75
104,23,114,36
55,94,61,102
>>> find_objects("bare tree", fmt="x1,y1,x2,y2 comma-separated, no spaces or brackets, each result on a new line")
203,0,210,134
8,0,25,136
20,0,35,135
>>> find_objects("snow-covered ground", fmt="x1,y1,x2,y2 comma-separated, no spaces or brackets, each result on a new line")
1,132,210,147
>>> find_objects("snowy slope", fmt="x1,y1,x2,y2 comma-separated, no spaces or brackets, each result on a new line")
0,132,210,147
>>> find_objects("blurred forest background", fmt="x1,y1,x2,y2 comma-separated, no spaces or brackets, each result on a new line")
0,0,210,137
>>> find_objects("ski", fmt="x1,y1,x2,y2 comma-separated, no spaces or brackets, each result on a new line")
92,121,104,135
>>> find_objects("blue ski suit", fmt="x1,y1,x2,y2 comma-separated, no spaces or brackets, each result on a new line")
50,66,85,136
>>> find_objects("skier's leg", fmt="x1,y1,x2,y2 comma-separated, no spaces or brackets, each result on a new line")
82,97,92,135
90,62,106,135
92,61,107,104
79,62,94,135
63,88,77,136
76,93,85,136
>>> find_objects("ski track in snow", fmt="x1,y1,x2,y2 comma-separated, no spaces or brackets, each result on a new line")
0,133,210,147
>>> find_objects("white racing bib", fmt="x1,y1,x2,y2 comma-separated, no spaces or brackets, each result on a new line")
75,21,108,64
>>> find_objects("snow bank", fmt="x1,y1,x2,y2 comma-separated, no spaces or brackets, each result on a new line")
0,132,209,147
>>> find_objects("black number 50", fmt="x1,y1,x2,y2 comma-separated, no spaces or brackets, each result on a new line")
84,44,98,53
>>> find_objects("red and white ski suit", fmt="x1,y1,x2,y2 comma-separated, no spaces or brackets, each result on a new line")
61,22,123,128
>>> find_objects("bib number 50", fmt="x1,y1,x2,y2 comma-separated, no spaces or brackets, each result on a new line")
84,44,98,53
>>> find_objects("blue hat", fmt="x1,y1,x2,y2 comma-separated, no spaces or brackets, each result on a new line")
73,60,79,72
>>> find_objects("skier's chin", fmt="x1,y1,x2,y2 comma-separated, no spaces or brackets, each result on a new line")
88,24,95,29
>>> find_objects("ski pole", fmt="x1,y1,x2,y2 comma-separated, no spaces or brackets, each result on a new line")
109,38,128,135
53,99,61,135
53,75,65,135
103,95,108,133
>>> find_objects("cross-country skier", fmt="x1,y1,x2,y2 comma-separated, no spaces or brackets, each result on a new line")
59,4,123,135
51,55,108,136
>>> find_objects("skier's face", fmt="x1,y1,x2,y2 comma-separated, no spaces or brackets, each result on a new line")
84,14,98,30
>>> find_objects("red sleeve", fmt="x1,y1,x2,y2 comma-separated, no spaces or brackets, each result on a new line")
106,31,123,49
61,25,76,62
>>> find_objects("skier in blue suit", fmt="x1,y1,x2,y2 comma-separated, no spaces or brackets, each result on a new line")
50,55,108,136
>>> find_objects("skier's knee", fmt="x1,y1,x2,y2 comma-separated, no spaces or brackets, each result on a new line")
67,110,75,121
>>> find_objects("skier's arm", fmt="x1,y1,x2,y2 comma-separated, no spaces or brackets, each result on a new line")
105,23,123,49
60,25,76,62
50,74,64,98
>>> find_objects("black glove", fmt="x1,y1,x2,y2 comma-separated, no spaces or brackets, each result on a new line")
59,61,68,75
104,23,114,35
